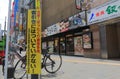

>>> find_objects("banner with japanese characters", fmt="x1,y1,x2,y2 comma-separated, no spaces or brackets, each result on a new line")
27,9,41,74
87,0,120,25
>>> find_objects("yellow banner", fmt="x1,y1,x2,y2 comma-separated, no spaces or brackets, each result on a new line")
35,0,40,9
27,9,41,74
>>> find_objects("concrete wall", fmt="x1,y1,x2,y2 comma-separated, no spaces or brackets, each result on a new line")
42,0,110,30
84,25,101,58
42,0,79,30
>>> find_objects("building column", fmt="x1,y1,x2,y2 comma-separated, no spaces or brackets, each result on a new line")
99,25,108,59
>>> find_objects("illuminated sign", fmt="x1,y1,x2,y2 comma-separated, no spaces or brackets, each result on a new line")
87,0,120,25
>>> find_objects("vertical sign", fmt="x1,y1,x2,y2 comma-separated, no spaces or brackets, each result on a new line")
27,9,41,74
35,0,41,9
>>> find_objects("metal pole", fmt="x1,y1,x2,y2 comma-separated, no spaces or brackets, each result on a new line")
4,0,12,79
4,17,6,36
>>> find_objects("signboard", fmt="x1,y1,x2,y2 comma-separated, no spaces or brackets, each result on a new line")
87,0,120,25
43,11,86,37
69,11,86,30
46,24,59,36
27,9,41,74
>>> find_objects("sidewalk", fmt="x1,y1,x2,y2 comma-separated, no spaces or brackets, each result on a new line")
42,56,120,79
0,55,120,79
0,65,4,79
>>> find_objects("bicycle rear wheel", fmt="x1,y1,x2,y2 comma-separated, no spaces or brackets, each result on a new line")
45,53,62,73
14,56,26,79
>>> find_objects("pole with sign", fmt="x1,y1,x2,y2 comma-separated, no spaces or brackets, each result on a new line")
27,0,41,79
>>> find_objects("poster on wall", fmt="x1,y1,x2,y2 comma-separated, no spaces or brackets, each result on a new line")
48,41,54,53
82,32,93,49
74,36,84,55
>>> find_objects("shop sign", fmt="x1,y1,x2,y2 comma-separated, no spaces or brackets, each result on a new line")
43,11,86,37
87,0,120,25
27,9,41,74
46,24,59,36
59,19,69,32
69,11,86,30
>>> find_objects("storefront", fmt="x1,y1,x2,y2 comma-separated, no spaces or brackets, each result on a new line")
42,11,92,56
87,0,120,59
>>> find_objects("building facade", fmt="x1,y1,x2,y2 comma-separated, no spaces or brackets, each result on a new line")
87,0,120,59
42,0,120,59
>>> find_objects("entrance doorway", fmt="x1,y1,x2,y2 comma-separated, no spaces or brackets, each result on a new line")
66,37,74,55
60,37,66,55
106,23,120,58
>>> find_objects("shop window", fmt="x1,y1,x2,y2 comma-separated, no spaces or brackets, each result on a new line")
82,32,93,49
74,36,84,55
54,38,59,53
66,37,74,55
48,41,54,53
60,37,66,54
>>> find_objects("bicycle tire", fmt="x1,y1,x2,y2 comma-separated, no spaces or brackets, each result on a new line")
44,53,62,73
14,56,26,79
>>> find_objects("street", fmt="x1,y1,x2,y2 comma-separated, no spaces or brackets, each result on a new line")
42,56,120,79
1,56,120,79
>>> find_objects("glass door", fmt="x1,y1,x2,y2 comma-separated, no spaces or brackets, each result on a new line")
66,37,74,55
60,37,66,55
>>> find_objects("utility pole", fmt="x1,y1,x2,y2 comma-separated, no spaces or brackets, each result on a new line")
4,0,12,79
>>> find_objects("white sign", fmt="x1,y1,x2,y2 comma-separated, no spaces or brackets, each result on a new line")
87,0,120,25
47,24,60,36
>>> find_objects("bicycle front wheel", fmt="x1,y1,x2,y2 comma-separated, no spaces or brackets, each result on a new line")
14,57,26,79
45,53,62,73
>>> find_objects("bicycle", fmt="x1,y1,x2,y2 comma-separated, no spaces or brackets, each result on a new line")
13,47,62,79
2,42,26,75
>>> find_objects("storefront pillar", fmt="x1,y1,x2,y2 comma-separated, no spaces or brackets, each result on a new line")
99,25,108,59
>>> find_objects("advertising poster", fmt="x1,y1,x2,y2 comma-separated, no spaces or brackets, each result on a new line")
82,32,93,49
48,41,54,53
27,9,41,74
74,36,84,55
